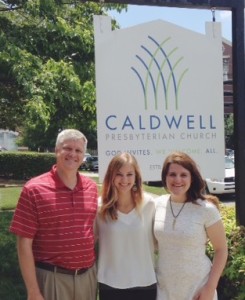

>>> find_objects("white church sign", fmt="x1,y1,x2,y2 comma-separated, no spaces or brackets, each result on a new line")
94,15,225,181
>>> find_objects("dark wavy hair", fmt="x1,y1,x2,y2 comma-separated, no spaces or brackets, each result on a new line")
161,151,219,208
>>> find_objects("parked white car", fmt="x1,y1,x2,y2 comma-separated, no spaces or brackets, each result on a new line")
205,156,235,195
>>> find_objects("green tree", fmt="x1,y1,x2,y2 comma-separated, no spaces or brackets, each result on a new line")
0,0,126,150
224,113,234,149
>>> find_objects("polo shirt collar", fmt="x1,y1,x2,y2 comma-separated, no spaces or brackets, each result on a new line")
50,165,84,190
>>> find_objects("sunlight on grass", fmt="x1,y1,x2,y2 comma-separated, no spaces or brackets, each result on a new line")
84,172,166,197
143,184,166,196
0,175,166,211
0,187,22,210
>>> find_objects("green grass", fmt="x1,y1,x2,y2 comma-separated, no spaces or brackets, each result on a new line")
0,171,166,211
0,187,22,210
143,184,166,196
89,175,165,196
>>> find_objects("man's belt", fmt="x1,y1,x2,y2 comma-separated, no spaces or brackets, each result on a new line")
35,261,89,276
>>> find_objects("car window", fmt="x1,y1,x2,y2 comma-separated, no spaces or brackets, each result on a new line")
83,153,91,162
225,157,234,169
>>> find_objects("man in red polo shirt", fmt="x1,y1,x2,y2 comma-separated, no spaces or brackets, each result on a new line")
10,129,98,300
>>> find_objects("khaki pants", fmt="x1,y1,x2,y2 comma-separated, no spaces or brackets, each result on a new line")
36,264,97,300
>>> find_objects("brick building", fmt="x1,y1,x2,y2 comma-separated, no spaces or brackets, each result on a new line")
222,39,233,114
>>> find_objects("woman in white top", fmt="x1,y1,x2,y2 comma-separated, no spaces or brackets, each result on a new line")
154,151,228,300
97,152,157,300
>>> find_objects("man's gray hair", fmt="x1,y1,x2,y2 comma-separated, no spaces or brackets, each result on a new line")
56,129,87,151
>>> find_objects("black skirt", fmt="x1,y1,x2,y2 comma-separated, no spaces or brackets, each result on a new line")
98,282,157,300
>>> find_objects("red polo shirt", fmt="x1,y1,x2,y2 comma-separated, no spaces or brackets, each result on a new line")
10,165,98,270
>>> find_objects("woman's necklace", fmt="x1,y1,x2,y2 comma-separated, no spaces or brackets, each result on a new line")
169,198,186,229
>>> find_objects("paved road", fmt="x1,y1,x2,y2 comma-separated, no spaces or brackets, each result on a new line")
218,194,235,207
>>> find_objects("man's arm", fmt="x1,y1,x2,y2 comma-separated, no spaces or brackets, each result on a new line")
17,236,44,300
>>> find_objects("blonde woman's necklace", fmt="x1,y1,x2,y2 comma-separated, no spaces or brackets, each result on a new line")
169,198,186,229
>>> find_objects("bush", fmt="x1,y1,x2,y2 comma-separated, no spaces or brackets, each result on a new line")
0,152,56,180
207,205,245,300
0,212,26,300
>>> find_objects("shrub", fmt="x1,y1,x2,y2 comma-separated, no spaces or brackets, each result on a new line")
0,152,55,180
0,212,26,300
207,205,245,300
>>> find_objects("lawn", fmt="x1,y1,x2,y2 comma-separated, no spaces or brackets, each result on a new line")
0,175,165,210
90,174,165,197
0,187,22,210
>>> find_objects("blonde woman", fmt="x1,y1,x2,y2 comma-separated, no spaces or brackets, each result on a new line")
97,152,157,300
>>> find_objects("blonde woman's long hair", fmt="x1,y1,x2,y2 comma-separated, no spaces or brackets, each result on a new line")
99,152,143,221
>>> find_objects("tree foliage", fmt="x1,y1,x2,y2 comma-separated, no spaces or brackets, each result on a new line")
0,0,126,150
224,114,234,149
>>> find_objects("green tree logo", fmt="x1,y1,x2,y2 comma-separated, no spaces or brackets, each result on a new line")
131,35,188,111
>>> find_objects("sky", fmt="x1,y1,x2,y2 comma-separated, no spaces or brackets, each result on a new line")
108,5,232,41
